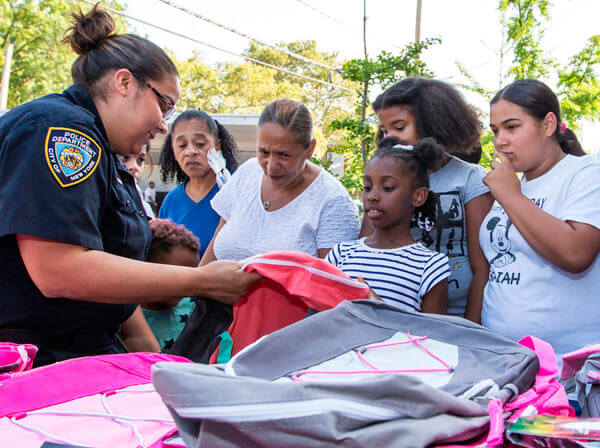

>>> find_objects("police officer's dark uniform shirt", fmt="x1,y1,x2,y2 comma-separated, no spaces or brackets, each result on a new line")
0,84,151,365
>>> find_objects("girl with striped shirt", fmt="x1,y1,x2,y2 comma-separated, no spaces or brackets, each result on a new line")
327,137,450,313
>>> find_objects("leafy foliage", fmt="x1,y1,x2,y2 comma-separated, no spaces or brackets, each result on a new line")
557,35,600,129
329,38,441,194
173,40,356,158
459,0,600,157
499,0,553,80
340,39,440,85
0,0,125,109
480,131,495,170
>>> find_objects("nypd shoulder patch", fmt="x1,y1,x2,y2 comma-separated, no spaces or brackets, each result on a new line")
45,127,102,188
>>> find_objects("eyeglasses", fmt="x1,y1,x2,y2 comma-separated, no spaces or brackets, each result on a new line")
146,82,176,120
133,74,176,120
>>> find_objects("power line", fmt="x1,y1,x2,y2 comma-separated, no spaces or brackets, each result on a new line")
440,58,498,82
294,0,353,28
84,1,354,93
157,0,339,72
293,0,402,51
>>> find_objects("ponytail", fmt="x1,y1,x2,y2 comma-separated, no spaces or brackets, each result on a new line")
214,120,239,171
412,137,445,173
558,126,585,156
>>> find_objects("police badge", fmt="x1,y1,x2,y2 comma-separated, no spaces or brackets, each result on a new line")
45,127,102,188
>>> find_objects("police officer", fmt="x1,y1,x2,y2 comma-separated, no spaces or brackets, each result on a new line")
0,6,259,366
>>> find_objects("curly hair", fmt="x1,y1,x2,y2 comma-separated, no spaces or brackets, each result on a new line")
372,77,482,159
147,218,200,262
370,136,445,226
160,110,239,184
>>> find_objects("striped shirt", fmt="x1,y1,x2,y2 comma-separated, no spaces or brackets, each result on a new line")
326,238,450,312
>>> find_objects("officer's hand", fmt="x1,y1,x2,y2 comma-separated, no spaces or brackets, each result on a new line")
199,260,262,305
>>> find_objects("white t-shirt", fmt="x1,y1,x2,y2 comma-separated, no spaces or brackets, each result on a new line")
211,158,360,261
326,238,450,312
144,186,156,203
480,155,600,361
136,184,154,218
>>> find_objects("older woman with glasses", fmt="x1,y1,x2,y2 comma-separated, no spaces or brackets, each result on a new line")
0,5,259,366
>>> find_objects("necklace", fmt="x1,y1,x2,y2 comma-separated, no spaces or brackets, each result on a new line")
262,164,309,211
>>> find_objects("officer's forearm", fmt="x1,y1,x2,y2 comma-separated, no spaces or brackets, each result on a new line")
16,234,254,304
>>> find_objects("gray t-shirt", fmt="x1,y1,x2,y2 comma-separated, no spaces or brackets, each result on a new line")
410,156,488,316
211,158,360,261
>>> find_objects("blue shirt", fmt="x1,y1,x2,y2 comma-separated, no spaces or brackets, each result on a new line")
159,183,221,259
0,84,149,361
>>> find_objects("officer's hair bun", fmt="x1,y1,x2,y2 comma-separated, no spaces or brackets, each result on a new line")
63,4,116,56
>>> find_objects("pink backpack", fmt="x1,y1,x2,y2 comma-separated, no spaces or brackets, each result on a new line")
209,251,370,363
0,352,190,448
441,336,574,447
0,342,37,375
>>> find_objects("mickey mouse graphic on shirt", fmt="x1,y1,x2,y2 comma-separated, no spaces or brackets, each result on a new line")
486,216,516,268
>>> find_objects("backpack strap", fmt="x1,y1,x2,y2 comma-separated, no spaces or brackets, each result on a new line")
435,399,504,448
504,336,574,421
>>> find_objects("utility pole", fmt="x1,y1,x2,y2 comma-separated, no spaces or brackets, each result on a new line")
362,0,368,58
0,42,14,111
415,0,423,43
360,0,369,169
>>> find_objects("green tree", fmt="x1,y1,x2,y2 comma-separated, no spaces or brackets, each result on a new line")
330,38,441,193
174,40,357,158
499,0,553,80
241,41,356,137
172,51,223,112
557,35,600,127
1,0,126,109
461,0,600,166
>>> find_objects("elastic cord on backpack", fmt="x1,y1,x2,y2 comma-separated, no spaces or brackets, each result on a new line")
291,332,454,381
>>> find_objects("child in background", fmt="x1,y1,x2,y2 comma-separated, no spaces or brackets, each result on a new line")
144,181,158,213
370,78,493,322
327,137,450,314
142,219,200,350
119,145,155,218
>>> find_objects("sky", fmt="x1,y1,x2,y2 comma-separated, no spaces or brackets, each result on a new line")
121,0,600,152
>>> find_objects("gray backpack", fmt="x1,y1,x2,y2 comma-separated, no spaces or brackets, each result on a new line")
562,347,600,418
153,300,539,448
